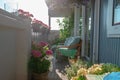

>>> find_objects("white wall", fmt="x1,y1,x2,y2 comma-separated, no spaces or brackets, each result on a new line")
0,29,16,80
0,9,31,80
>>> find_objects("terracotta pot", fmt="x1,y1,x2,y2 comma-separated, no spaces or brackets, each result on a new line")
32,72,49,80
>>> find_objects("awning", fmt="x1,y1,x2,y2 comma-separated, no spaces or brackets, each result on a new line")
45,0,89,17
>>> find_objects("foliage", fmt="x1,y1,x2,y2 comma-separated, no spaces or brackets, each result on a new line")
77,75,86,80
65,59,120,80
65,59,89,80
29,56,50,74
88,63,120,75
51,37,66,45
28,41,53,74
88,64,103,75
70,75,86,80
56,13,83,43
101,63,120,73
56,13,74,40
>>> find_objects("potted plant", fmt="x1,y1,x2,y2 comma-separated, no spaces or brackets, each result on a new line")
17,9,34,22
28,41,53,80
31,18,43,32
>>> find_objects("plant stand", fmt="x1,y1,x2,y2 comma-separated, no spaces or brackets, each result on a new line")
32,72,49,80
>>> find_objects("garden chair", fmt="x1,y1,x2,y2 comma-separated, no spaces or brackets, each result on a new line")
51,37,72,54
55,36,82,59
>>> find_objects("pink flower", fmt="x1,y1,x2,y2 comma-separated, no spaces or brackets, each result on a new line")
29,14,34,17
18,9,34,18
18,9,24,13
39,41,48,47
46,50,53,55
32,50,41,57
32,18,42,24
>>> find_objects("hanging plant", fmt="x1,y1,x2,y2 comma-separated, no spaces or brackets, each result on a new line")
32,18,50,29
32,18,50,32
18,9,34,20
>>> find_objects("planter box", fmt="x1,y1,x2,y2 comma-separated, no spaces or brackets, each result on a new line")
85,74,108,80
32,72,49,80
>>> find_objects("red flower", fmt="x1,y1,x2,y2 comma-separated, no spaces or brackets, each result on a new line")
18,9,24,13
32,50,42,57
32,18,42,24
29,14,34,17
46,50,53,55
18,9,34,18
38,41,48,47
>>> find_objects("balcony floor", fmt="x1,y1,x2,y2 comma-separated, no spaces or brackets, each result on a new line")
48,55,69,80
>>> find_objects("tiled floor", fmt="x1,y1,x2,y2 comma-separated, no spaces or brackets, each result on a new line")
48,55,69,80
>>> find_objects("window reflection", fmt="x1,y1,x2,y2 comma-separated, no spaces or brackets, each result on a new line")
113,0,120,25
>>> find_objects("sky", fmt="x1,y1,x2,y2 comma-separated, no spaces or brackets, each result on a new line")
0,0,62,30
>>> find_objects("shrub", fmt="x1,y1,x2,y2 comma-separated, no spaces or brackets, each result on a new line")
28,41,53,74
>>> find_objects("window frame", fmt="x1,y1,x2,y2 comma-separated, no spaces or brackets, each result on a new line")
107,0,120,37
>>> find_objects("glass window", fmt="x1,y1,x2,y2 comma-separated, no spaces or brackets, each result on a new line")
113,0,120,25
107,0,120,37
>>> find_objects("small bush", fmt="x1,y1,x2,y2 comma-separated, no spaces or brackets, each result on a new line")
101,63,120,73
65,59,89,80
65,59,120,80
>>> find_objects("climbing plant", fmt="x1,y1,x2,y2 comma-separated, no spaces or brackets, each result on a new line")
56,13,83,42
56,13,74,41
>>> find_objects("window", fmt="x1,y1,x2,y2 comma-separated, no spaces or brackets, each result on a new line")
113,0,120,25
107,0,120,37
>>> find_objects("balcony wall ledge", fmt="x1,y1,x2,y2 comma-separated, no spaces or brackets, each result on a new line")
0,8,31,29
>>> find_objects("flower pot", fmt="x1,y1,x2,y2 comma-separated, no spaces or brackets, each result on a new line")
32,72,49,80
85,73,109,80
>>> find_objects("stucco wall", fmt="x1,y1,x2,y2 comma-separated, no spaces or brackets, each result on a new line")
0,9,31,80
0,29,16,80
